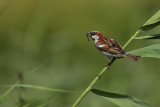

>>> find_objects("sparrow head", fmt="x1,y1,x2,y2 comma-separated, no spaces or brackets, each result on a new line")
86,31,103,41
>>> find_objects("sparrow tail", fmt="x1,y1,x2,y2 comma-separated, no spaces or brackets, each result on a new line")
123,53,141,61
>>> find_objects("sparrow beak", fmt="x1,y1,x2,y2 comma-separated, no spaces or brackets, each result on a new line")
86,32,91,41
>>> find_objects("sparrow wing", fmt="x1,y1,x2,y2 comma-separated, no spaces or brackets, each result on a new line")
98,37,125,55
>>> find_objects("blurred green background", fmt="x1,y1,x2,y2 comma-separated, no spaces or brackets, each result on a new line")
0,0,160,107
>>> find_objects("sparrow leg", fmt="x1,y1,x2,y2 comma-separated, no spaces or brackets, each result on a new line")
105,57,112,68
105,62,110,68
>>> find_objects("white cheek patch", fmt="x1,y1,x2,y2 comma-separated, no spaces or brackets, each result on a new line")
92,35,99,40
98,44,105,48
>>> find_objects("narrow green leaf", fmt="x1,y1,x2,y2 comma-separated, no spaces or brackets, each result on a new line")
139,10,160,31
140,19,160,31
4,84,72,93
91,89,152,107
143,10,160,26
134,34,160,39
129,44,160,58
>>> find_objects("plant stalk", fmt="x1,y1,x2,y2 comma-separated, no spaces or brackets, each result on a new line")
72,30,141,107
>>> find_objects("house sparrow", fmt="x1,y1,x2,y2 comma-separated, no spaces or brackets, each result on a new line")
86,31,140,66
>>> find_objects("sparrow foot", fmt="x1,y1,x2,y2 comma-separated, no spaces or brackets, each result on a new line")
105,62,110,69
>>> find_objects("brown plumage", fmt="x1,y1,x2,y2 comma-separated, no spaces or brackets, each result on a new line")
86,31,141,64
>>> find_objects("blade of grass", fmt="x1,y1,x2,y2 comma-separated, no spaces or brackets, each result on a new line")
139,10,160,32
140,19,160,31
4,84,72,93
143,10,160,26
129,44,160,58
134,34,160,39
91,89,152,107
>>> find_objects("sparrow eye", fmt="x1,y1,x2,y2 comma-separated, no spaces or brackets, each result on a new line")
91,32,96,36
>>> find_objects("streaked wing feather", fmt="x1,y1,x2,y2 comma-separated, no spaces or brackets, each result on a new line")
102,37,125,54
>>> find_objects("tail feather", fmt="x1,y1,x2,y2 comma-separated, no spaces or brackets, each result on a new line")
124,53,141,61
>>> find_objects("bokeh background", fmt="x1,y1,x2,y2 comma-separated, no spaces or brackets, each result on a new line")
0,0,160,107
